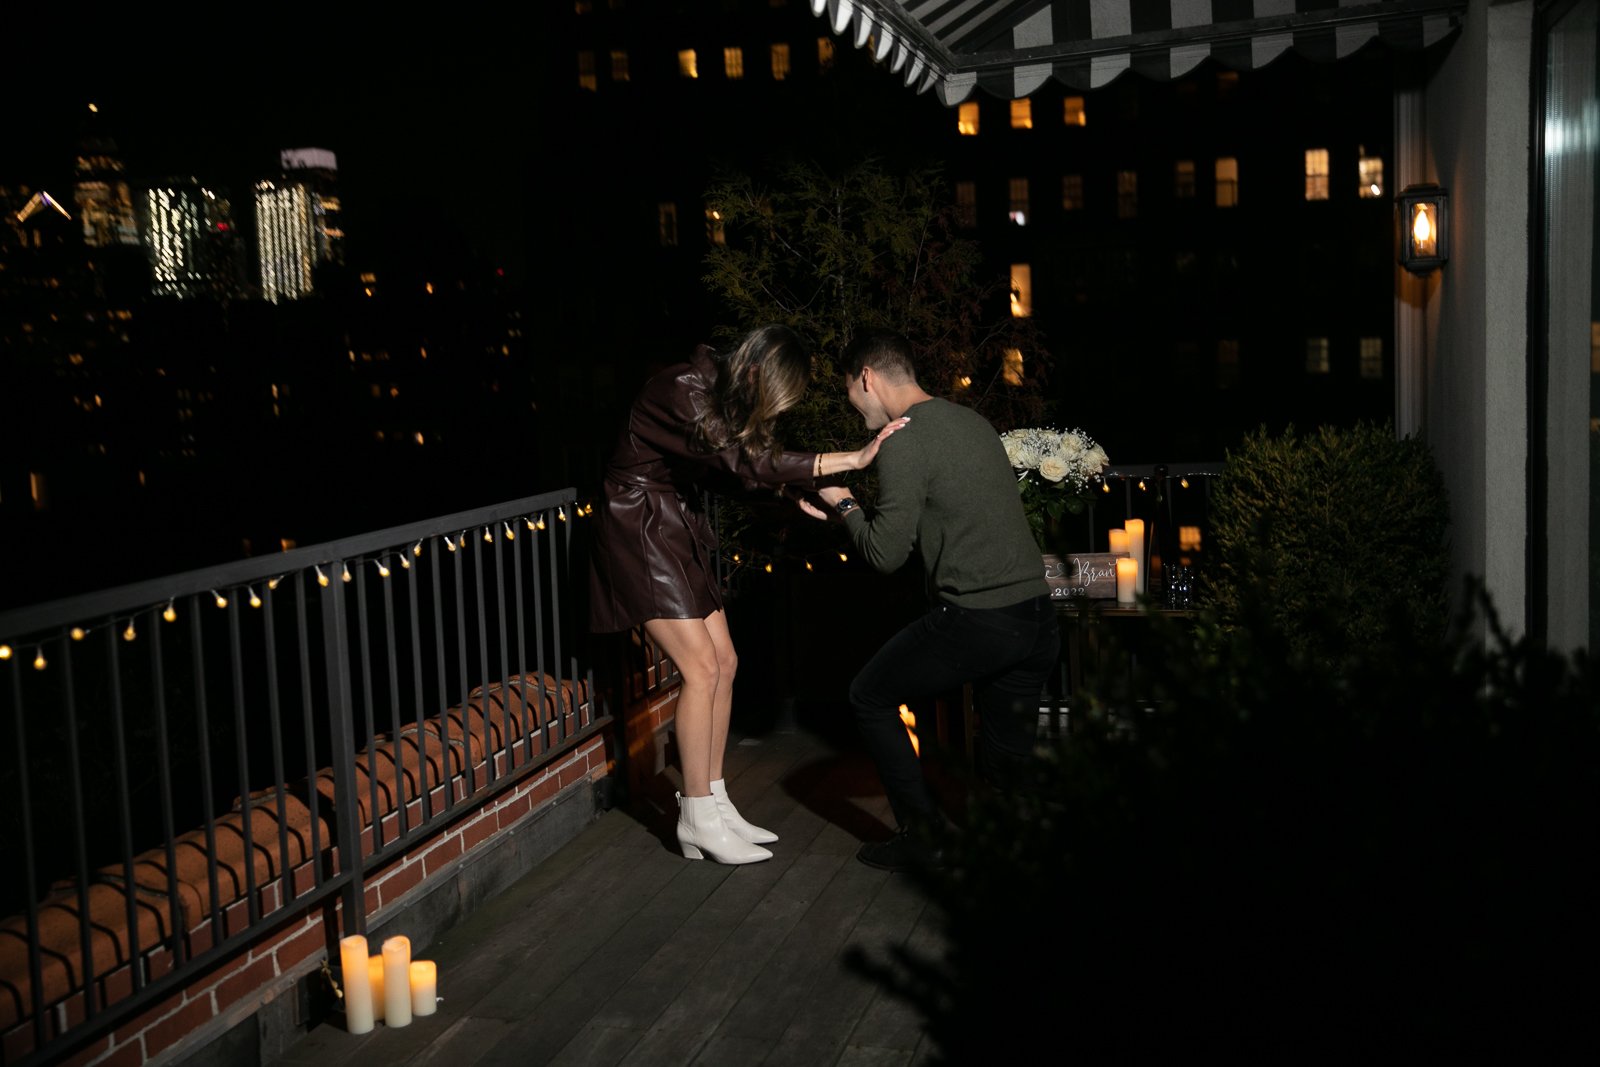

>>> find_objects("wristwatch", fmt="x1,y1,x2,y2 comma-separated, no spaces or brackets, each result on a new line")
834,497,860,516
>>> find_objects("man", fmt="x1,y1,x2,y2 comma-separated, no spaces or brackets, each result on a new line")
805,330,1061,874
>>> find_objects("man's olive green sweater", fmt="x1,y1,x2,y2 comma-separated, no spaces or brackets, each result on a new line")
842,397,1048,608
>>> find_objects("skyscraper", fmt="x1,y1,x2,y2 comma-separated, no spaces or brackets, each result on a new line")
255,148,343,303
72,124,139,249
142,178,244,299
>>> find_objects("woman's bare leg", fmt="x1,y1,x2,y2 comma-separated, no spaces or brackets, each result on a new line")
643,616,723,797
702,611,738,782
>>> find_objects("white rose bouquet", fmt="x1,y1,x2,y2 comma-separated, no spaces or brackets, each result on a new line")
1000,426,1110,551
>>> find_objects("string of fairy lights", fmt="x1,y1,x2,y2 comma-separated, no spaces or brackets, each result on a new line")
0,503,594,673
2,471,1214,672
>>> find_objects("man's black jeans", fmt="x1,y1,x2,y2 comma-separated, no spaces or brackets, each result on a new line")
849,593,1060,827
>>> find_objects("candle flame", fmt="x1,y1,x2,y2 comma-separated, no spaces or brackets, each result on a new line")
1412,205,1432,244
899,704,919,756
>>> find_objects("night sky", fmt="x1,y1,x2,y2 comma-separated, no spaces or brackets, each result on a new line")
1,9,544,284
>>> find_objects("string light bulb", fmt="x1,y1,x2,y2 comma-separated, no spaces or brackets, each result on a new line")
483,527,493,544
838,551,849,562
412,541,423,557
557,507,566,522
764,562,773,573
535,516,546,531
249,587,263,608
503,521,515,540
34,648,47,670
316,565,330,587
122,621,136,641
805,561,814,571
400,555,411,570
212,590,228,608
70,627,86,641
525,516,536,530
0,645,11,660
1102,481,1112,493
375,559,390,578
163,601,177,622
341,564,352,583
445,536,457,552
267,576,281,591
1138,479,1147,491
1180,477,1190,489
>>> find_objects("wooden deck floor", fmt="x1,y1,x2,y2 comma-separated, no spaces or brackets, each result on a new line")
269,707,954,1067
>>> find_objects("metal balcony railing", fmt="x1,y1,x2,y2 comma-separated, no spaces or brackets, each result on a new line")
0,487,604,1067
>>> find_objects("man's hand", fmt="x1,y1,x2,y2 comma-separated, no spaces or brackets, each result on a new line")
795,497,830,521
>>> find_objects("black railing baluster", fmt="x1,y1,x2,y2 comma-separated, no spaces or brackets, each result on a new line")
430,538,453,814
11,651,48,1048
228,600,260,926
149,615,184,966
354,566,381,849
551,511,567,742
493,525,512,772
295,581,324,885
59,638,96,1018
513,519,532,765
453,537,474,797
474,530,494,787
380,556,405,839
261,590,292,906
191,597,222,937
320,561,364,937
532,515,550,751
105,624,141,992
407,554,431,825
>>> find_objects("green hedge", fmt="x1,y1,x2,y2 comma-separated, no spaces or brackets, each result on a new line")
1206,421,1451,661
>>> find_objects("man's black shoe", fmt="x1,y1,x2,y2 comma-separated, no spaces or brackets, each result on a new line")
856,825,946,873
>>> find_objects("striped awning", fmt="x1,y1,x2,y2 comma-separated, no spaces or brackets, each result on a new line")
810,0,1466,104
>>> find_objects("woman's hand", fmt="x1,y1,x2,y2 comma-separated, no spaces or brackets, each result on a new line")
852,416,911,470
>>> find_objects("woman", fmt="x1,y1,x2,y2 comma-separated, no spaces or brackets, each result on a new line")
588,324,908,864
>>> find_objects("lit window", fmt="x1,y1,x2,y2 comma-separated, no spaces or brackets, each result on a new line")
1010,264,1032,318
1064,96,1086,126
1217,339,1240,387
958,101,979,136
678,50,698,78
955,181,977,228
1358,152,1384,198
1305,149,1330,201
1359,337,1384,379
1305,337,1330,374
1062,174,1084,211
1008,178,1029,225
610,50,630,81
1010,99,1033,129
1175,160,1196,199
817,36,834,67
1117,171,1137,219
578,51,597,91
1002,348,1024,386
771,42,791,80
1216,157,1239,207
724,47,744,80
705,207,726,246
658,202,678,247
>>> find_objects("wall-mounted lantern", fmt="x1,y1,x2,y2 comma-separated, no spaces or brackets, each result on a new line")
1397,183,1449,275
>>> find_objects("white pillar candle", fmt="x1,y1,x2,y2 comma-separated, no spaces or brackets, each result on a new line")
1116,558,1138,606
1108,528,1129,555
368,955,386,1022
410,960,438,1016
383,936,414,1028
1124,518,1146,595
339,935,375,1035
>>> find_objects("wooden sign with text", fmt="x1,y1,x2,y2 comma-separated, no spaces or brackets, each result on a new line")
1042,552,1124,600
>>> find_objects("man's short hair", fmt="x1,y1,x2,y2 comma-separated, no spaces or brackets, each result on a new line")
843,330,918,384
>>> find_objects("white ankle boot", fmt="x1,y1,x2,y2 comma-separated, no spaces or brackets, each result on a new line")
709,779,779,844
676,792,772,864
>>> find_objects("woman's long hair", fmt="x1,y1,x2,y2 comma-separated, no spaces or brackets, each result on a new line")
688,324,811,460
